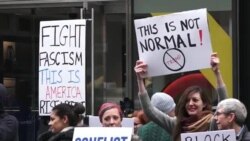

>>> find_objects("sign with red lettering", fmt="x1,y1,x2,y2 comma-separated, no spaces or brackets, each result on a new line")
181,129,236,141
39,19,86,115
134,8,212,77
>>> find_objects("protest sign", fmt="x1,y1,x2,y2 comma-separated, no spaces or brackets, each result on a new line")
181,129,236,141
39,19,86,115
73,127,133,141
134,8,212,77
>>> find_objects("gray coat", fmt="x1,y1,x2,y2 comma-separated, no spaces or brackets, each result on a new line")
237,125,250,141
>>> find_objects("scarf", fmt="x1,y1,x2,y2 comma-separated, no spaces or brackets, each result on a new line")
181,110,213,132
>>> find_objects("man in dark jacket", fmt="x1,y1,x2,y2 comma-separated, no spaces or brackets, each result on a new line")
0,84,19,141
214,98,250,141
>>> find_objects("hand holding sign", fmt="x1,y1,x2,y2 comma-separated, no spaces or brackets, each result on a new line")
134,60,148,79
211,52,220,72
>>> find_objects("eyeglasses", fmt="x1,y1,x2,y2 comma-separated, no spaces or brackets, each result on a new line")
214,111,226,116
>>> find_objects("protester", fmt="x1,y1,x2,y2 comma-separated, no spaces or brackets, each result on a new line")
134,53,227,141
98,102,123,127
132,110,149,134
38,103,85,141
0,84,19,141
98,102,142,141
214,98,250,141
137,92,175,141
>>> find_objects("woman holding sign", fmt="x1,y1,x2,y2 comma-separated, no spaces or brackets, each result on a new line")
37,103,85,141
134,53,227,141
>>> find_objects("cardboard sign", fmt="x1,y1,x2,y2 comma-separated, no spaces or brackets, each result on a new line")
73,127,133,141
181,129,236,141
39,19,86,115
134,8,212,77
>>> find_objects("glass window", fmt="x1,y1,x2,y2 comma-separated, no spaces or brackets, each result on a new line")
0,1,127,140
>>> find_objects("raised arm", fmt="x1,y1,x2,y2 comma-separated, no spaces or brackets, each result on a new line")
134,60,176,134
211,53,227,100
134,60,147,94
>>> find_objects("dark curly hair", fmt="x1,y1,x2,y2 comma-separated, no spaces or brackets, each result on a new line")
52,103,85,126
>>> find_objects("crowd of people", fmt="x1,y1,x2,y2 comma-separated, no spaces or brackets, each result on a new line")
1,53,250,141
133,53,250,141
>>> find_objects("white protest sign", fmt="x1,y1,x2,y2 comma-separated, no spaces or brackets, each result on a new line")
73,127,133,141
181,129,236,141
39,19,86,115
134,8,212,77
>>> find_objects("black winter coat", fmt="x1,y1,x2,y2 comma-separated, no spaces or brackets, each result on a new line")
0,113,19,141
38,128,74,141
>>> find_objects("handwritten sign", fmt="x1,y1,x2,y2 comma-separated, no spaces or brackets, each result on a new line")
134,8,212,77
39,19,86,115
73,127,133,141
181,129,236,141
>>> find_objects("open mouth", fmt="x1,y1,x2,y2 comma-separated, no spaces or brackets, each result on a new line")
188,108,197,112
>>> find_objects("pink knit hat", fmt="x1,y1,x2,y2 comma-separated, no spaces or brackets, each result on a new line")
98,102,123,122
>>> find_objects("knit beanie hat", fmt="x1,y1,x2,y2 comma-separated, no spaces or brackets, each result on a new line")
0,84,7,113
151,92,175,114
98,102,123,122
